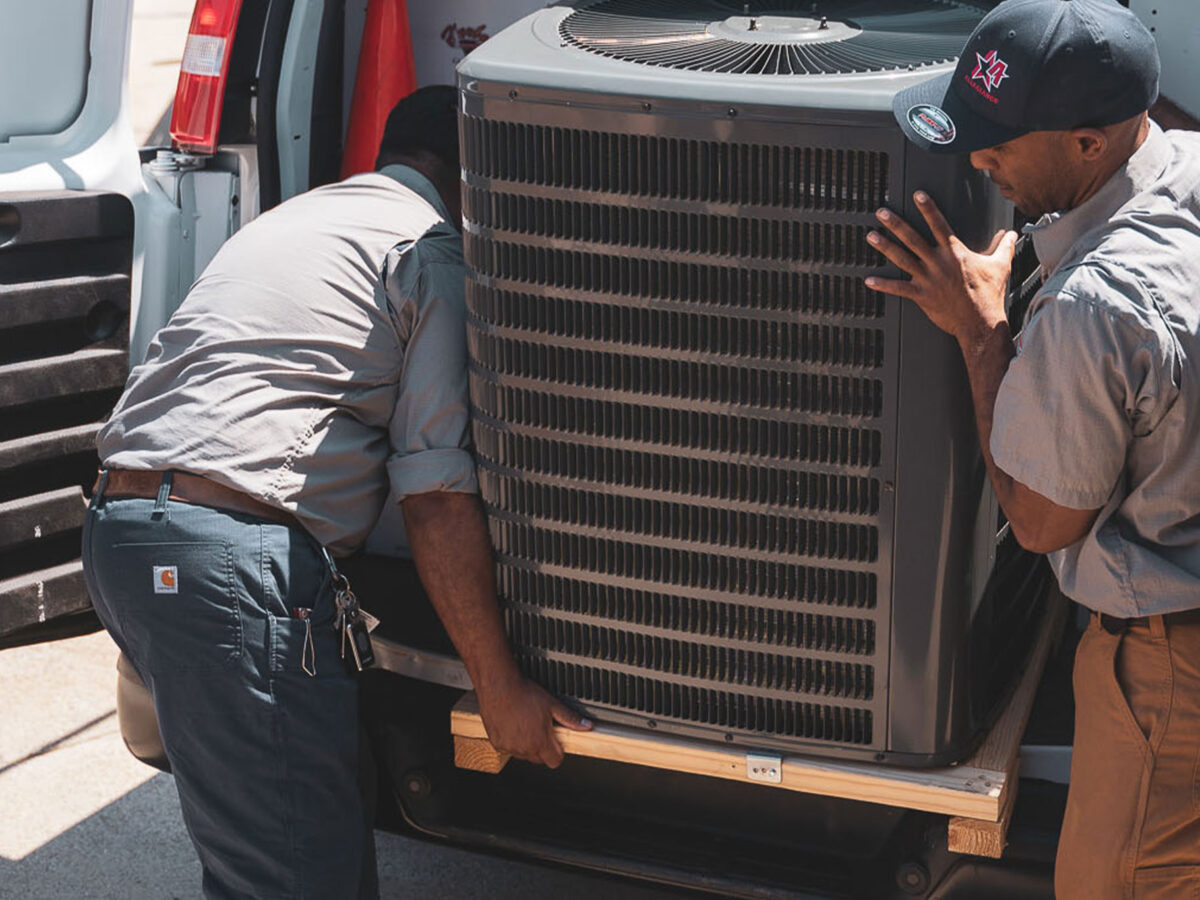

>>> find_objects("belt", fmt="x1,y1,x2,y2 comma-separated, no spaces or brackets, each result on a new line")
95,468,302,531
1098,609,1200,634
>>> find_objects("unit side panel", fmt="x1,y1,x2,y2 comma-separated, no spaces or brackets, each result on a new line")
886,147,1028,762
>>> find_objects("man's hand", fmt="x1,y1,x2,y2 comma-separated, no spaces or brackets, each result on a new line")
475,674,593,769
864,191,1018,347
402,490,594,769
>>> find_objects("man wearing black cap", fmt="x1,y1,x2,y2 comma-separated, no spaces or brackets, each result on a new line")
82,86,591,899
867,0,1200,896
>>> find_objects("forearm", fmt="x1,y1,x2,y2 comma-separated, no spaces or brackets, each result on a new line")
401,489,590,764
401,491,521,694
958,320,1020,507
957,323,1097,552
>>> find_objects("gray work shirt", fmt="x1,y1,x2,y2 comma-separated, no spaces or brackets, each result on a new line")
98,165,477,556
991,123,1200,617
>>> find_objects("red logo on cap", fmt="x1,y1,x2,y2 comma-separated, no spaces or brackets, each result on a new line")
970,50,1010,96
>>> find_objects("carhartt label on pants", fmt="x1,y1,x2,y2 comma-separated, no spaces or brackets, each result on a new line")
154,566,179,594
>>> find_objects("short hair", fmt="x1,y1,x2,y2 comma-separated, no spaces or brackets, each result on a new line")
376,85,459,171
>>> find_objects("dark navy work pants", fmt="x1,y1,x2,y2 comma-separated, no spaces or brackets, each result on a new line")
82,478,378,899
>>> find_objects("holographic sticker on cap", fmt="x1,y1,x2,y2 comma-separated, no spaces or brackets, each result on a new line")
907,105,957,145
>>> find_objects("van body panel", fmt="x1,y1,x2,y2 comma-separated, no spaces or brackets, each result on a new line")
0,0,143,645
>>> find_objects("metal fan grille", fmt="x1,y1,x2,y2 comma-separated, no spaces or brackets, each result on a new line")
460,109,902,753
560,0,986,75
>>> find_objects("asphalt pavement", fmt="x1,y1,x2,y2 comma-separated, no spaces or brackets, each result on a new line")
0,630,681,899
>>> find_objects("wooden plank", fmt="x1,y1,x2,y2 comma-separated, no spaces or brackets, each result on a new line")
452,693,1004,819
947,592,1068,857
450,593,1066,839
947,777,1017,858
454,735,511,774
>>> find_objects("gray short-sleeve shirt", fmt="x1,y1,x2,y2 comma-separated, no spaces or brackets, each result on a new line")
991,124,1200,616
98,165,477,556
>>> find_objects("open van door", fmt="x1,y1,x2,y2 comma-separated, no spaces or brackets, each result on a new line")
0,0,144,648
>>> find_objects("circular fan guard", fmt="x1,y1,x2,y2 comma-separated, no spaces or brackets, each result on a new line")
560,0,987,76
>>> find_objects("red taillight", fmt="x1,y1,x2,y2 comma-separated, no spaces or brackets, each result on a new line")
169,0,243,154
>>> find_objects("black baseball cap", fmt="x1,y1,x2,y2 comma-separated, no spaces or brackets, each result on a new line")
376,86,459,170
893,0,1159,154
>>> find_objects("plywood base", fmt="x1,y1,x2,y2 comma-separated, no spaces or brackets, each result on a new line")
451,593,1066,858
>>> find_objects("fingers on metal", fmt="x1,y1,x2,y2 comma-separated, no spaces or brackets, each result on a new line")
914,191,953,243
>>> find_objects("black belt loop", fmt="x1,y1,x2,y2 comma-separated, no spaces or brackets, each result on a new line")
151,471,174,520
1099,612,1130,635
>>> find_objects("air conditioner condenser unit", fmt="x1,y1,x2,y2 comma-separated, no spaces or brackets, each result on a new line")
458,0,1049,766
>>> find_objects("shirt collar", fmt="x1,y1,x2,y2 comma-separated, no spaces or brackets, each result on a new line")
1024,121,1171,274
377,164,454,224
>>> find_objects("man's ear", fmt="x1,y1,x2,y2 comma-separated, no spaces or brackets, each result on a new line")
1069,127,1108,162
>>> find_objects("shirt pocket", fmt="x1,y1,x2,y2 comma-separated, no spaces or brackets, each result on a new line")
110,541,243,671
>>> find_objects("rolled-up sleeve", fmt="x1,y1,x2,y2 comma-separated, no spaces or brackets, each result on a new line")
991,279,1173,510
383,233,479,500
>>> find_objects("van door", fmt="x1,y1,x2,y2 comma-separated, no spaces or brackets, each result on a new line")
0,0,143,647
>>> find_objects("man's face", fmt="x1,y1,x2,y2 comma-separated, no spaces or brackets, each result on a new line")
969,130,1078,218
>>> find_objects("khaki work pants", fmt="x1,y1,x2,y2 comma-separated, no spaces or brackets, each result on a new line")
1056,614,1200,898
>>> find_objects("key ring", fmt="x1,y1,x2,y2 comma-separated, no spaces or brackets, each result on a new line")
317,545,379,671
